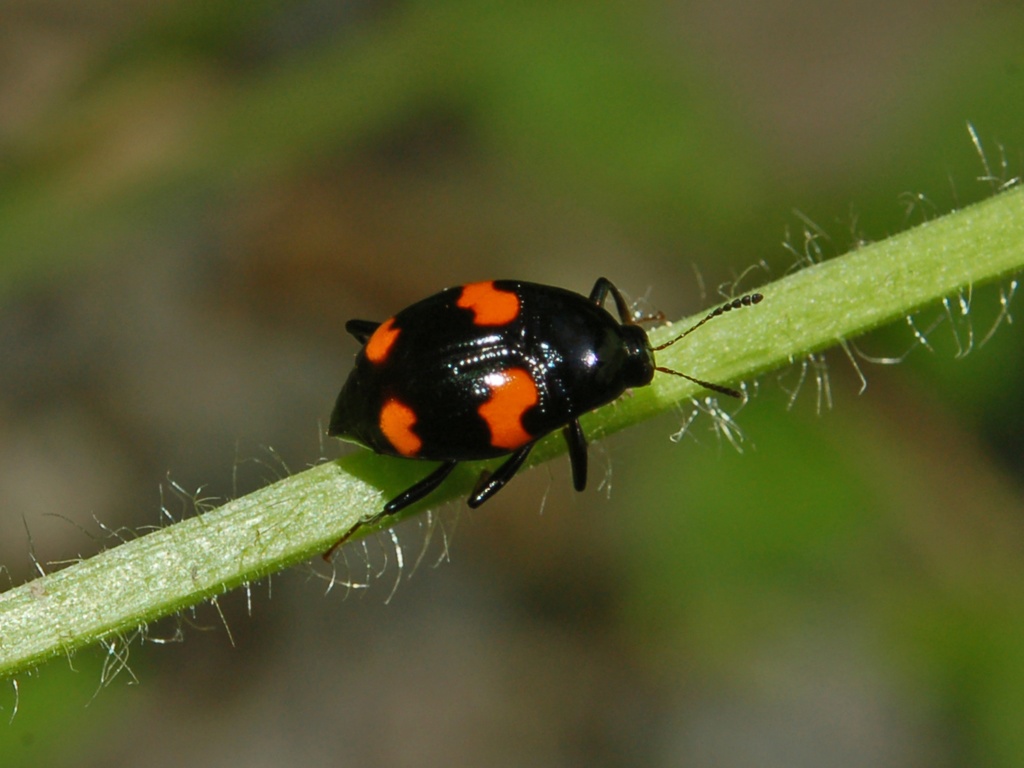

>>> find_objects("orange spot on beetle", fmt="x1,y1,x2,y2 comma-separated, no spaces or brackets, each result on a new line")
457,282,520,326
478,368,538,450
365,318,400,363
380,399,421,456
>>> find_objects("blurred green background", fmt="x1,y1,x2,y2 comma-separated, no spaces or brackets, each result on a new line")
2,1,1023,766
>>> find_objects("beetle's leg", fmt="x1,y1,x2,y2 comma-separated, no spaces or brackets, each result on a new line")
383,460,459,515
467,445,534,508
324,461,457,560
345,319,381,344
563,420,588,491
588,277,634,325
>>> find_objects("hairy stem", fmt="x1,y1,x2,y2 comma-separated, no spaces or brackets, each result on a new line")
1,186,1022,679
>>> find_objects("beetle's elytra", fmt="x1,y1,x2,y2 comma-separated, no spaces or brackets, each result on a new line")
329,278,762,544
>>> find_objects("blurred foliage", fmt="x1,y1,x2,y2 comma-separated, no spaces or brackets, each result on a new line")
1,1,1023,766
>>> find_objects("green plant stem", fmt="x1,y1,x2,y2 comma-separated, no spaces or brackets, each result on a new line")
1,186,1022,679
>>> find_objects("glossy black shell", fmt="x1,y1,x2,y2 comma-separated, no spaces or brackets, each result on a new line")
329,280,655,461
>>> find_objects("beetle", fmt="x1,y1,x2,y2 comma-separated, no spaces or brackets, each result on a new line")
329,278,761,542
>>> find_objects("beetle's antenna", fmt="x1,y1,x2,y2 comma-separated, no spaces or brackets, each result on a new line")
653,293,763,352
653,293,764,399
